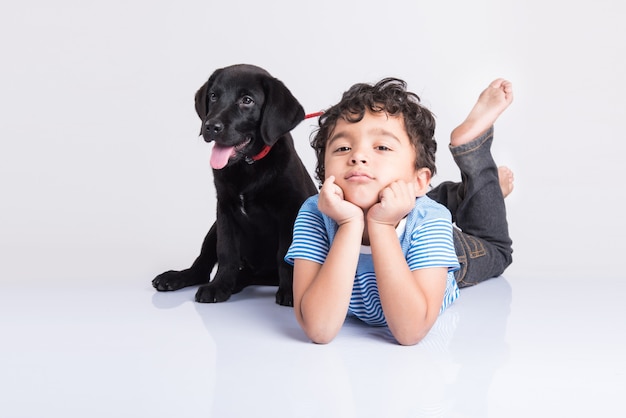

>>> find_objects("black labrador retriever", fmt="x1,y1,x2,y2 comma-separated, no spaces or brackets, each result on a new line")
152,64,318,306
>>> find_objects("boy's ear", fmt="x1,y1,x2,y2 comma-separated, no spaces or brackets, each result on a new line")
414,168,432,197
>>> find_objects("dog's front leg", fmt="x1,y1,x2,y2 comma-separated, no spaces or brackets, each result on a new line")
152,222,217,291
275,261,294,307
275,221,296,307
195,212,241,303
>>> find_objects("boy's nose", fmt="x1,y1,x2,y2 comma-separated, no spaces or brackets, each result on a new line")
350,151,368,165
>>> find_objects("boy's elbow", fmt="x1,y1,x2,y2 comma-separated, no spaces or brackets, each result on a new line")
306,327,339,344
301,322,340,345
296,308,342,344
309,334,334,345
395,332,425,346
388,305,441,345
391,325,430,346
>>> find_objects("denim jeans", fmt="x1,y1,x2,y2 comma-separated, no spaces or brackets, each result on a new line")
427,127,513,287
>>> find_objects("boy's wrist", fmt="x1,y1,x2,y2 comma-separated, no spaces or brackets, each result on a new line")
337,216,365,229
366,219,399,240
367,217,400,229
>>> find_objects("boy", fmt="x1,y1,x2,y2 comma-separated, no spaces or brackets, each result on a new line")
285,78,513,345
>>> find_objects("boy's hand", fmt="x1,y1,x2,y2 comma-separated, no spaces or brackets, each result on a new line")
318,176,364,225
367,180,417,226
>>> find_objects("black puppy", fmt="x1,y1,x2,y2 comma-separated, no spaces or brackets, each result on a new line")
153,64,317,306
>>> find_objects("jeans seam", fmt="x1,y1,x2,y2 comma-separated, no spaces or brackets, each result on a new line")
453,230,468,286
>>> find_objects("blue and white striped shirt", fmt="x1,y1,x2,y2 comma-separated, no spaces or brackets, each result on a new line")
285,194,460,327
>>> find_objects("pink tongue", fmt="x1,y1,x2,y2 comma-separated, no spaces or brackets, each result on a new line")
210,144,236,169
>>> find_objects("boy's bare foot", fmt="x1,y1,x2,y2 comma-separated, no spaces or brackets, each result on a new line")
498,166,514,198
450,78,514,147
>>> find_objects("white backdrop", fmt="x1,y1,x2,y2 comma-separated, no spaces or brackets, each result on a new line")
2,0,625,286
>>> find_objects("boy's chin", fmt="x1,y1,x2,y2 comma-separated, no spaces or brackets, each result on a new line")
344,193,378,211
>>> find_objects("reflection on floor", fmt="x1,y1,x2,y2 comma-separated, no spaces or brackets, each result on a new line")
2,275,624,417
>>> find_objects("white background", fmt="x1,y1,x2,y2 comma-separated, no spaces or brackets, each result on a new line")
2,0,625,285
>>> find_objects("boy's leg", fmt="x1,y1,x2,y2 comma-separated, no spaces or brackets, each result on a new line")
427,181,463,221
428,166,514,219
443,79,514,286
449,127,512,287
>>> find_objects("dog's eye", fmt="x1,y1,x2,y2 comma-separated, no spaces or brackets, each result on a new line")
209,93,218,102
241,96,255,105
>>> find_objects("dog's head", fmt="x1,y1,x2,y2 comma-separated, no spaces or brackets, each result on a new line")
194,64,305,169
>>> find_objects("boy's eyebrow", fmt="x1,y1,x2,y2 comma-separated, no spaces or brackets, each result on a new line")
327,131,347,145
328,128,402,145
370,128,402,144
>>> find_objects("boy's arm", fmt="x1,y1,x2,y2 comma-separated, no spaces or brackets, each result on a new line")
368,221,447,346
293,219,363,344
292,175,365,344
367,180,448,346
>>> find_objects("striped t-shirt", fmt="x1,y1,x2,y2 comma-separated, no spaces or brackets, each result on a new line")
285,194,460,327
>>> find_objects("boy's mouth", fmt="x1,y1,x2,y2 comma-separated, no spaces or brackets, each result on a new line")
345,171,373,181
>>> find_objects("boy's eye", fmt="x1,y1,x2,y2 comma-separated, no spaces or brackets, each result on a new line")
334,146,351,153
375,145,391,151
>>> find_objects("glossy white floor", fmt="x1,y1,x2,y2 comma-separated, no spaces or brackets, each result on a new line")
2,273,624,418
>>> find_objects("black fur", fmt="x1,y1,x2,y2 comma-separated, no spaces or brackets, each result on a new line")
152,64,317,306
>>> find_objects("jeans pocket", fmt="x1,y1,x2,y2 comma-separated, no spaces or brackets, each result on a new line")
454,230,488,287
464,234,486,259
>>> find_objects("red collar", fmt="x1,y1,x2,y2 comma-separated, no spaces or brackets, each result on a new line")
247,111,323,164
251,144,271,161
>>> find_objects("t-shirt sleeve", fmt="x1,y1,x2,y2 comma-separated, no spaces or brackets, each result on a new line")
406,217,459,272
284,197,329,266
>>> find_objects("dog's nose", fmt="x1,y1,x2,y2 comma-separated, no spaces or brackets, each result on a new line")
205,120,224,134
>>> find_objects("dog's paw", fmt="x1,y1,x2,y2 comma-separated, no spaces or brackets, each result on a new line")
153,270,184,291
152,270,201,291
275,287,294,307
195,284,232,303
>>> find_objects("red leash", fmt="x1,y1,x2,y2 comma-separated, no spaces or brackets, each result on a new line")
305,111,324,119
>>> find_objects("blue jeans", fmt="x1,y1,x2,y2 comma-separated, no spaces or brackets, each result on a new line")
427,127,513,287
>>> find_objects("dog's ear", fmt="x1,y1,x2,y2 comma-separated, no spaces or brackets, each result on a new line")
260,77,305,146
194,69,222,134
194,81,209,120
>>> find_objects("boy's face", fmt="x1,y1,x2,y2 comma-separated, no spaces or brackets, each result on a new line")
324,110,428,210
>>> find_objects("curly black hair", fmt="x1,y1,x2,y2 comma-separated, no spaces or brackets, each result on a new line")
310,78,437,184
